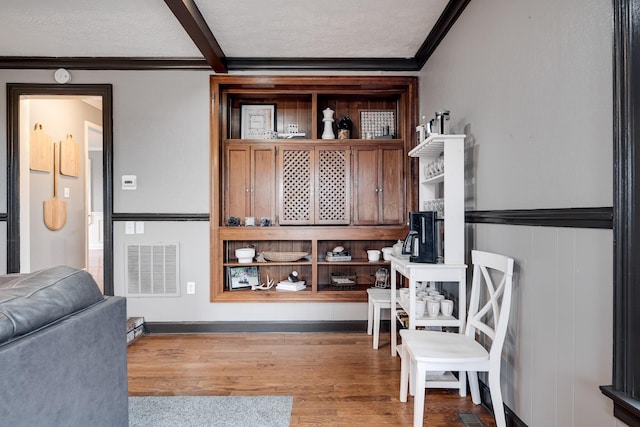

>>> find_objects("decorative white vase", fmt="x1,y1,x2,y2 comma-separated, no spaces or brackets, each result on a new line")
321,108,335,139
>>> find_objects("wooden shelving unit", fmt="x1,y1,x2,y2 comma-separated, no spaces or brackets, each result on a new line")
210,76,419,302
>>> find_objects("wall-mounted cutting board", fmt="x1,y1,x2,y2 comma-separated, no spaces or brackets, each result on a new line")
29,123,52,172
43,142,66,231
60,133,79,177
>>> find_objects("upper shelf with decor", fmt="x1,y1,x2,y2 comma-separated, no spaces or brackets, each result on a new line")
215,75,415,142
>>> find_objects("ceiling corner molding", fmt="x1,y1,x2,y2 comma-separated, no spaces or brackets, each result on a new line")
0,56,210,70
414,0,472,68
226,57,420,72
164,0,227,73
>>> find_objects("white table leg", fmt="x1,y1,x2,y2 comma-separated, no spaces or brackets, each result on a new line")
373,302,381,349
367,296,373,335
413,363,427,427
390,266,398,356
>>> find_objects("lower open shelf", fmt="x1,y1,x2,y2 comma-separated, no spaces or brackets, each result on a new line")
212,226,407,302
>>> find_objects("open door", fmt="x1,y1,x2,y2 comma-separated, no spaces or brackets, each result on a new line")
6,84,114,295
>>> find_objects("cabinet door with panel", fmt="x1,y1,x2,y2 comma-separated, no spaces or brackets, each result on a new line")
352,144,404,225
352,145,378,225
278,146,315,225
224,144,276,223
316,147,350,224
378,145,405,224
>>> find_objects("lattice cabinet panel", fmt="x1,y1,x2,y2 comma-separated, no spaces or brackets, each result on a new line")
278,147,314,224
316,148,350,224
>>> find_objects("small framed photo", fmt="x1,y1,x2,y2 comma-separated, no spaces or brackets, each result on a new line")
227,266,260,290
240,104,276,139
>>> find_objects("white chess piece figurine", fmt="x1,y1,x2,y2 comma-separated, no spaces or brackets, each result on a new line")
321,108,335,139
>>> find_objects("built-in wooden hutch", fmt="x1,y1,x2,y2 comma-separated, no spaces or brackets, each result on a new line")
210,75,418,302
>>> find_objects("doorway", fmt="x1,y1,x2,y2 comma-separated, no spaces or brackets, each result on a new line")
6,84,114,295
85,121,104,291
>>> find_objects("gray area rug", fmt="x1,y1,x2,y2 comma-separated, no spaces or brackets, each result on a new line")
129,395,293,427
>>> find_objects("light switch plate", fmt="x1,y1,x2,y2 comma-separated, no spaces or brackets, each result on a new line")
122,175,137,190
125,221,135,235
187,282,196,294
135,221,144,234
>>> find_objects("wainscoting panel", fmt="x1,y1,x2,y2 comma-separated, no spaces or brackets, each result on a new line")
471,223,613,426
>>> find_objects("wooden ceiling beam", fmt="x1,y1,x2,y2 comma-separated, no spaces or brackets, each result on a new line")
164,0,227,73
414,0,471,68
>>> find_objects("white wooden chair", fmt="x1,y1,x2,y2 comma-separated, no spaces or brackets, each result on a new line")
366,287,394,349
399,250,515,427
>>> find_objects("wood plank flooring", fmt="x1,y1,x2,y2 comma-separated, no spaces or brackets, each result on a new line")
127,332,497,426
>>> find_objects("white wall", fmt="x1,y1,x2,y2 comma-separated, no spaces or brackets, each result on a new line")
26,98,101,271
0,69,414,321
418,0,618,425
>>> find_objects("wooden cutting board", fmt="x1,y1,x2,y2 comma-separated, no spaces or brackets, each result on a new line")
29,123,52,172
43,142,66,231
60,133,79,177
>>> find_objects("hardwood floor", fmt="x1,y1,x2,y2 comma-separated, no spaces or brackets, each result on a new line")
127,332,497,426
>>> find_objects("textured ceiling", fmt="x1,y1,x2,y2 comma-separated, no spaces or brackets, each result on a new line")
0,0,200,57
195,0,448,58
0,0,448,62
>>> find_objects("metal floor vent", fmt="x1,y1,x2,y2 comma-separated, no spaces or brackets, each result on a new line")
457,412,485,427
126,243,179,297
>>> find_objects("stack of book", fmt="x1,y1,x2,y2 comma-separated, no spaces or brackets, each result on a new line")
126,317,145,345
325,251,352,261
276,280,306,291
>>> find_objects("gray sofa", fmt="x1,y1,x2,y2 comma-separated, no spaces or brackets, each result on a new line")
0,266,128,427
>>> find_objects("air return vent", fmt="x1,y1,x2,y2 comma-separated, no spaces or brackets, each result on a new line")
126,243,179,297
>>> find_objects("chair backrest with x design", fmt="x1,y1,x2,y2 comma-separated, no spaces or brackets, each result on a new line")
465,250,515,361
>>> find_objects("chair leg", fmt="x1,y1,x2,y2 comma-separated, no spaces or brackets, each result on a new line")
460,369,467,397
373,302,381,349
367,298,373,335
399,345,409,402
489,371,506,427
409,357,416,396
413,363,427,427
467,371,480,404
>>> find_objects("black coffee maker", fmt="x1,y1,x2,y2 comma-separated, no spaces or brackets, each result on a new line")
403,211,439,263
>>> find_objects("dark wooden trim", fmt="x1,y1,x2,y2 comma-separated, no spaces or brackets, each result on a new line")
0,56,421,72
465,207,613,229
601,386,640,426
602,0,640,423
112,213,209,221
163,0,227,73
225,57,420,71
6,86,20,274
414,0,472,68
478,381,528,427
6,83,115,296
0,57,210,70
102,87,115,297
145,320,367,334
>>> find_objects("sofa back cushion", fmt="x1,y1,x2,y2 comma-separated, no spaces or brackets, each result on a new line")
0,266,104,345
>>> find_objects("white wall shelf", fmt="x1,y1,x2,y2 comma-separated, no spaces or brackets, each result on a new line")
409,134,465,265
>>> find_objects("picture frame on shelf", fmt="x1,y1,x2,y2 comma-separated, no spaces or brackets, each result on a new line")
240,104,276,139
359,109,395,139
227,266,260,290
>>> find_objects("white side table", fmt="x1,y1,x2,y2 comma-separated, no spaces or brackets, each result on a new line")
390,255,468,394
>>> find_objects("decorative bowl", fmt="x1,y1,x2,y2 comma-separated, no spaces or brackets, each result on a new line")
262,251,308,262
235,248,255,263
